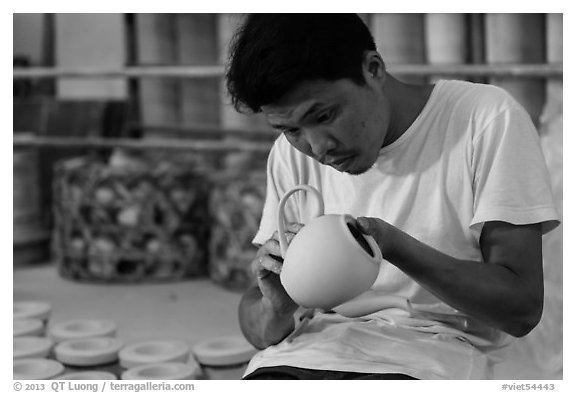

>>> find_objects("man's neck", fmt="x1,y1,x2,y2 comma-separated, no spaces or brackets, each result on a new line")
381,75,435,148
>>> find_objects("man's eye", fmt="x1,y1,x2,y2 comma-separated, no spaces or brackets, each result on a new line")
283,127,300,135
317,110,334,123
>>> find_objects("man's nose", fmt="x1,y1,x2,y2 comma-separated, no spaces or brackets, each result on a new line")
305,129,337,159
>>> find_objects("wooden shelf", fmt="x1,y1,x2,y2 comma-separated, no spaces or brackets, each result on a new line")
13,63,562,152
13,63,562,80
13,134,272,152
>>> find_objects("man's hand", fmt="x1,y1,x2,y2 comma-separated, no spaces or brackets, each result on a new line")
252,223,304,315
354,215,544,337
355,216,395,257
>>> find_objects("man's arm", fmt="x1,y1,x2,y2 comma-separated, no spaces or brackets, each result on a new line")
238,224,303,349
358,218,544,337
239,285,296,350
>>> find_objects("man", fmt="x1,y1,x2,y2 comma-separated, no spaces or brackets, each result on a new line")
225,14,559,380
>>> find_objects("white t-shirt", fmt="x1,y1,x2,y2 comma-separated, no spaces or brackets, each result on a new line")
245,80,560,379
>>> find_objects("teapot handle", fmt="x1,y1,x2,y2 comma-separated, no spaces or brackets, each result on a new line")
278,185,325,258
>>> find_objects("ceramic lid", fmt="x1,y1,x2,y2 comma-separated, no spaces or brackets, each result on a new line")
119,340,190,369
48,319,116,342
13,358,65,380
54,337,124,366
54,371,118,380
13,301,52,321
192,335,258,366
122,362,200,380
13,318,44,337
13,337,53,359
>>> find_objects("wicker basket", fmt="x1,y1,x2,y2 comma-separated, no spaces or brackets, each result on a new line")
208,171,266,291
52,155,211,282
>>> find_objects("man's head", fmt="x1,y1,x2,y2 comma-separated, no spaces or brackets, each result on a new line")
226,14,392,175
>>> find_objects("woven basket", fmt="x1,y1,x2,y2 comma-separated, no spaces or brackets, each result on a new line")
52,155,211,282
208,171,266,291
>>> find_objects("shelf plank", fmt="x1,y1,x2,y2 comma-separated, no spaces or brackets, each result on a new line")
13,63,563,80
13,135,272,153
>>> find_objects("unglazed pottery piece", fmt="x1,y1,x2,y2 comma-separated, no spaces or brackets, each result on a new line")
121,362,200,380
13,358,65,380
13,301,52,321
192,335,257,367
54,337,124,366
118,340,190,369
13,318,44,337
48,319,117,343
277,185,383,312
13,337,54,359
54,371,117,380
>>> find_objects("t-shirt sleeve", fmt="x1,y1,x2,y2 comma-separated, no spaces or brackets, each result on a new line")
470,98,560,234
252,138,300,246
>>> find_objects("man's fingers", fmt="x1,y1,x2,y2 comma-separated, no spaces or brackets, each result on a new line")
271,223,304,239
252,223,304,279
252,254,283,278
260,238,282,257
356,217,374,235
271,229,302,245
355,216,388,255
286,222,304,232
262,255,283,275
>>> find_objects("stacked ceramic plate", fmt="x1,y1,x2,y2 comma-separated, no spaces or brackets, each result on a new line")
54,337,124,367
48,319,117,343
13,301,52,321
192,335,258,380
14,319,44,337
119,339,201,380
13,358,65,380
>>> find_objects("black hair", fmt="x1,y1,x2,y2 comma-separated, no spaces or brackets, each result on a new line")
225,14,377,113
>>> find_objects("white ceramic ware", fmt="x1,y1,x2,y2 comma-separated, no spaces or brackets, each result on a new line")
121,362,200,380
13,358,65,380
48,319,116,343
54,371,117,380
13,301,52,321
278,185,383,312
119,340,190,369
13,318,44,337
193,335,257,366
54,337,124,366
13,337,54,359
192,335,257,380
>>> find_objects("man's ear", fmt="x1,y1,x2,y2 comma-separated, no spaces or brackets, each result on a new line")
362,50,386,81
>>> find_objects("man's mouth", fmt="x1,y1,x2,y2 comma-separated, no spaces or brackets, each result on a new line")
324,154,354,170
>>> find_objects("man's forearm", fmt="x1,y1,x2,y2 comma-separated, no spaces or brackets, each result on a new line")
384,225,543,337
239,286,296,349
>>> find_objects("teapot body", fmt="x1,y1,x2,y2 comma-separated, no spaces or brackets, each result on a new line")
279,214,381,311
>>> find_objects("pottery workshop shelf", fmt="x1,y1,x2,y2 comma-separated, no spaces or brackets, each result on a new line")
13,63,563,80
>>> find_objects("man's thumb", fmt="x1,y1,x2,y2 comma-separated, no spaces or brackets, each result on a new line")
355,217,371,233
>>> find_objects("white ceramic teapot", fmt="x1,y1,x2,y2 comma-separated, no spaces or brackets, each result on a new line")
278,184,390,316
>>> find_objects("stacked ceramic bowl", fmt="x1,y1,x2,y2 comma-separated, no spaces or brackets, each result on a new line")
13,301,256,380
192,335,258,380
49,318,123,379
13,301,65,380
119,340,201,380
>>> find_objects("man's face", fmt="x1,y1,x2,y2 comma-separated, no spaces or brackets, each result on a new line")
261,78,391,175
